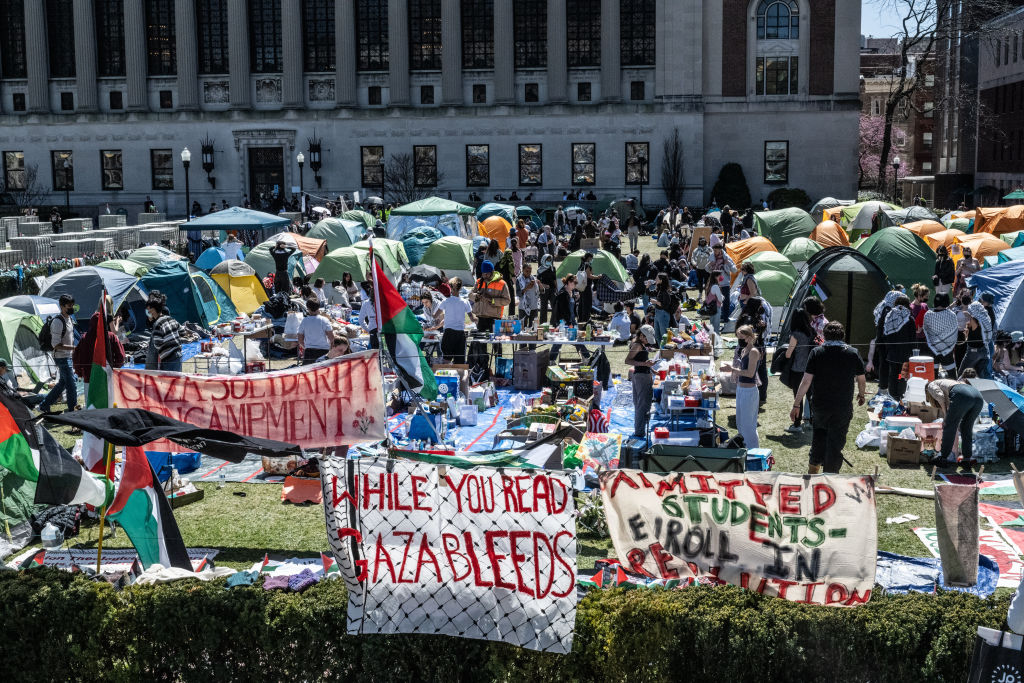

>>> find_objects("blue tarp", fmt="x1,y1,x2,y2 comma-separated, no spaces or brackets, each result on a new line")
968,260,1024,331
875,551,999,597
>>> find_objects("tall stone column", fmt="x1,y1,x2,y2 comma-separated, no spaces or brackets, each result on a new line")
335,0,357,106
24,0,50,113
73,0,99,112
600,0,620,101
228,0,251,108
124,0,148,110
387,0,409,105
175,0,199,109
441,0,462,105
282,0,304,107
493,0,514,104
546,0,566,103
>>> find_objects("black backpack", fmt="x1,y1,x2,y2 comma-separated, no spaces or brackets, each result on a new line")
39,316,65,352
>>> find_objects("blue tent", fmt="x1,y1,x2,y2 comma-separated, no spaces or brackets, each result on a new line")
195,246,228,270
401,227,444,266
475,203,516,225
968,260,1024,331
141,261,237,327
998,245,1024,264
40,266,148,329
516,205,543,229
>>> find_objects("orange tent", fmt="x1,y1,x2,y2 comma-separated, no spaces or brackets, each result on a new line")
478,215,512,245
923,228,966,251
899,219,945,237
725,236,778,285
823,207,842,223
955,233,1011,260
808,220,850,248
973,205,1024,235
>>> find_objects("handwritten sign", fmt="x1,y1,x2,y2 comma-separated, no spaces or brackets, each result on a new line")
600,470,877,606
113,351,385,449
914,526,1024,589
321,456,577,653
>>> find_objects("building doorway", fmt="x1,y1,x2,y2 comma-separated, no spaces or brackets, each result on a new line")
248,146,284,210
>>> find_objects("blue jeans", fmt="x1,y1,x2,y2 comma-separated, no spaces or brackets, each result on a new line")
40,357,77,412
654,309,670,343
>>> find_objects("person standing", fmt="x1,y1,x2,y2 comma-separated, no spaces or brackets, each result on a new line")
627,210,641,252
705,270,725,334
791,321,867,474
925,369,985,467
955,247,981,296
576,253,596,325
144,292,183,372
962,302,993,378
867,290,901,393
784,309,816,434
297,299,334,365
625,325,657,438
223,233,244,261
881,295,917,401
710,243,735,321
727,325,761,449
933,246,955,296
471,260,511,353
38,294,78,413
269,240,296,295
517,263,539,328
923,292,958,374
651,274,674,343
910,284,930,341
690,237,713,302
438,278,476,364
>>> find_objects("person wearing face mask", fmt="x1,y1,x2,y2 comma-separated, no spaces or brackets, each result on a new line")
37,294,79,414
144,291,183,372
705,269,724,333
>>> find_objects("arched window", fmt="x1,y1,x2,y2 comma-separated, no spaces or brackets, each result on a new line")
757,0,798,40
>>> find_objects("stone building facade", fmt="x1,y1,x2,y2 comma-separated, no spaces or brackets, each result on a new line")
975,6,1024,202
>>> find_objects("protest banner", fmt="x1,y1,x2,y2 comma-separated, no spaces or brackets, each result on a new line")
320,456,577,653
914,526,1024,589
600,469,877,605
113,351,386,450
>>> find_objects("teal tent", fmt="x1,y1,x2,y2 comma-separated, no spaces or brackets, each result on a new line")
195,247,228,270
998,245,1024,264
1001,230,1024,248
854,227,935,293
753,208,816,250
476,203,517,225
516,206,543,229
307,217,365,250
401,227,444,266
140,261,237,327
179,206,291,233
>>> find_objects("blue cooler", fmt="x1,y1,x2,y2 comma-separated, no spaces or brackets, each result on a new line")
436,375,461,398
745,448,773,471
172,452,202,474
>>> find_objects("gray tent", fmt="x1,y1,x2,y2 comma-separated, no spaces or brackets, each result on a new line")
880,206,938,228
40,266,149,329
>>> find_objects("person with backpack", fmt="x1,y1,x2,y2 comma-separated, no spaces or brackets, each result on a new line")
38,294,78,414
145,292,183,372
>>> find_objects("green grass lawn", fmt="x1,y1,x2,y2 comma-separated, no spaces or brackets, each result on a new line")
40,235,1024,571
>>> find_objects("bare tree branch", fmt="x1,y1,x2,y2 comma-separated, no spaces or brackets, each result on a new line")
660,128,684,206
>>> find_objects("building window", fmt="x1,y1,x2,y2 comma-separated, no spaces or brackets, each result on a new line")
757,0,799,40
109,91,123,110
52,151,74,191
577,82,591,102
413,145,437,187
159,90,173,109
996,39,1002,67
630,81,645,101
519,144,542,185
47,0,76,78
870,99,881,116
0,1,27,79
924,101,934,118
303,0,335,71
466,144,489,186
101,150,123,191
925,73,934,87
514,0,547,68
756,56,798,95
3,152,25,191
96,0,126,77
250,0,282,73
368,86,382,105
361,146,384,187
60,92,74,111
146,0,176,76
1015,34,1019,63
150,149,173,190
12,94,26,112
620,0,655,66
197,0,229,74
572,143,596,185
525,83,539,102
409,0,442,71
764,140,789,184
472,84,487,103
922,161,932,172
1006,39,1010,65
462,0,494,69
567,1,601,67
356,0,389,71
420,85,434,104
625,142,649,185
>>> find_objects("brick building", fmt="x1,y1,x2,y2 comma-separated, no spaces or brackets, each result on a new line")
975,6,1024,203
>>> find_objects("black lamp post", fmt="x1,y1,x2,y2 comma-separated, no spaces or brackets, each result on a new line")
891,156,901,203
62,158,71,213
297,152,305,195
637,154,647,210
181,147,191,219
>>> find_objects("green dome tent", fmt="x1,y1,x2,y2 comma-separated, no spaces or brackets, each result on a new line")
313,246,403,285
0,306,51,383
340,210,377,231
421,236,475,282
126,245,187,270
855,227,936,293
140,261,237,327
96,259,149,277
781,237,823,264
352,239,409,272
753,270,797,307
753,207,816,250
555,249,631,283
840,201,901,237
243,233,328,278
945,217,972,232
745,251,798,280
306,217,365,250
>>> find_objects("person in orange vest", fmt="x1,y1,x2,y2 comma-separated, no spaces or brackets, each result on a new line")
471,261,511,338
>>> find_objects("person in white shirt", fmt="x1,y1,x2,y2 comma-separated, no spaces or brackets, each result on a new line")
358,282,379,347
437,278,477,364
297,299,334,365
311,278,329,308
223,234,243,261
537,225,556,257
326,280,349,307
609,302,632,342
517,264,540,328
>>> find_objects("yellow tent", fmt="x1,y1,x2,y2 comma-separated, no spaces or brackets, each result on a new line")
899,219,945,237
923,228,966,251
808,220,850,248
209,260,269,314
478,216,512,245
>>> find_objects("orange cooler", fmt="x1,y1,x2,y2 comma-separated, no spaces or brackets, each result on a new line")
908,356,935,381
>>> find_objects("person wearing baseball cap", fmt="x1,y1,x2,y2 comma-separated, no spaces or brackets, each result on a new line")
625,324,658,438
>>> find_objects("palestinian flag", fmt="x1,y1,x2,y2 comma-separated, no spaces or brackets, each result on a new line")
810,274,830,302
0,392,110,507
370,251,438,400
82,309,113,476
321,551,340,576
106,447,190,570
18,549,45,569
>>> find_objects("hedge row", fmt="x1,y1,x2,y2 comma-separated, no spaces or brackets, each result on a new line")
0,568,1009,682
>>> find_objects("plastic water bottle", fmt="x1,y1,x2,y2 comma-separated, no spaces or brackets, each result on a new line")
41,522,62,549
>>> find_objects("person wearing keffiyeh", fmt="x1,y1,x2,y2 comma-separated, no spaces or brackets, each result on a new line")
962,301,994,378
922,292,958,372
881,295,916,400
868,290,902,390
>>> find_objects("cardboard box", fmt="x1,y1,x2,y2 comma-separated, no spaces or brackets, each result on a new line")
887,434,923,467
906,401,939,423
580,238,601,251
513,348,550,391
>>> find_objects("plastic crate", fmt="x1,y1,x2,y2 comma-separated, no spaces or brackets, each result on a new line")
642,445,747,473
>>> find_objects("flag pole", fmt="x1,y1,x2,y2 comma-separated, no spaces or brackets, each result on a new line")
94,291,116,571
367,237,391,448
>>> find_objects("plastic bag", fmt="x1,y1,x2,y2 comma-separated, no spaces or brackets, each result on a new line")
856,426,882,449
284,311,303,337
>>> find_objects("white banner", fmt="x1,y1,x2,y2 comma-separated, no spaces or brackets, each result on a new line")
600,470,877,606
321,457,577,653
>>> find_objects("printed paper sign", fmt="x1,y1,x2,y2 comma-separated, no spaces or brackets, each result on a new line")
320,456,577,653
600,470,877,606
114,351,385,449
